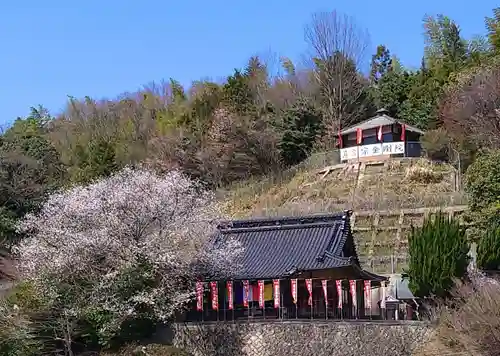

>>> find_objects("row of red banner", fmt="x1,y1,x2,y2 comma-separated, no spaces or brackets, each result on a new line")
338,124,406,148
196,279,374,312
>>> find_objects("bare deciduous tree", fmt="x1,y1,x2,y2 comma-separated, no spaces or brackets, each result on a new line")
440,64,500,150
304,10,371,142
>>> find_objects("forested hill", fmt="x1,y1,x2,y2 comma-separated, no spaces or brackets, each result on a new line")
2,9,500,246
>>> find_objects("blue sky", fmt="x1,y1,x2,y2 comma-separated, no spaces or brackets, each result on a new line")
0,1,497,125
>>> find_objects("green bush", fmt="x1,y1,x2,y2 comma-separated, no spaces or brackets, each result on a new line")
406,212,469,298
477,222,500,271
465,150,500,236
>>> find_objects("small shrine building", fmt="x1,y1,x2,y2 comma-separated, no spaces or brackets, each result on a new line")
339,108,425,162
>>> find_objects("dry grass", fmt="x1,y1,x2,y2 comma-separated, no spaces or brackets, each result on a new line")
414,273,500,356
434,275,500,356
222,157,466,218
221,156,467,274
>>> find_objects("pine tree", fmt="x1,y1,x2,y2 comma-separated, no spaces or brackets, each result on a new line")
406,212,469,298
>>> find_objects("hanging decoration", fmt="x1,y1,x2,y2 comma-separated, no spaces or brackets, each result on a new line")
258,280,265,309
227,281,233,310
291,279,298,304
336,280,343,308
400,124,406,141
243,280,249,307
196,281,204,311
349,280,357,308
321,280,328,306
273,279,280,309
210,281,218,311
306,279,313,306
364,280,372,310
356,128,363,144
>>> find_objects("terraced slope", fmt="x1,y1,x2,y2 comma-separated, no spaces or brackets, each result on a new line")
222,155,467,274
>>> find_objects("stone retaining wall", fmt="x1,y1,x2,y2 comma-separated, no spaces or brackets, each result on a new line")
172,320,433,356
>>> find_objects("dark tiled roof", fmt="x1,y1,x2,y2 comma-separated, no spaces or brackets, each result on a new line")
215,212,355,280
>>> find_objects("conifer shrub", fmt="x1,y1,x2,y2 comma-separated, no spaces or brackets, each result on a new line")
406,212,469,298
477,222,500,271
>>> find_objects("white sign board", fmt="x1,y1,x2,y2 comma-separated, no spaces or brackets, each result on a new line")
359,143,382,158
340,141,405,161
382,141,405,155
340,146,359,161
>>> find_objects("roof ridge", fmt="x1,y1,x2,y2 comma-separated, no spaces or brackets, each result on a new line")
218,212,347,231
219,221,340,234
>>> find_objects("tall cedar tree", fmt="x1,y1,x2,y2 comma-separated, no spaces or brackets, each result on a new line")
406,212,469,298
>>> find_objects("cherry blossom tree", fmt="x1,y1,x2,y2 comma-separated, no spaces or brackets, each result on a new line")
12,167,241,342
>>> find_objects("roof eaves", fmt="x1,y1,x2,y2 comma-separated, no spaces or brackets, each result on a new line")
352,265,389,282
316,210,352,262
340,115,425,135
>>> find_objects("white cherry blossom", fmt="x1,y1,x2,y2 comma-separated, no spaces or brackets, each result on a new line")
13,167,241,327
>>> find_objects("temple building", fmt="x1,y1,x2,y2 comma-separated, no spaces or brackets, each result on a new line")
339,109,425,162
184,212,398,322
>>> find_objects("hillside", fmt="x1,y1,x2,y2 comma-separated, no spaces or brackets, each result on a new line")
221,153,468,274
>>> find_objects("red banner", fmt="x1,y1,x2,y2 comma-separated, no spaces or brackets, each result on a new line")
196,281,204,311
258,280,264,308
291,279,298,304
400,124,406,141
243,280,249,307
321,280,328,306
306,279,313,306
210,281,218,311
356,128,363,144
364,280,371,309
336,280,343,308
227,281,233,310
273,279,280,309
349,280,357,308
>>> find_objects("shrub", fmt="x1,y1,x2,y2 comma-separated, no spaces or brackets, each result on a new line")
477,222,500,271
420,128,450,161
404,160,443,184
465,150,500,235
406,212,469,298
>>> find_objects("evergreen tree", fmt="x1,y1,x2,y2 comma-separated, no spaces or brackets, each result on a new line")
485,8,500,53
223,69,256,115
370,45,392,83
406,212,469,298
477,223,500,270
277,99,324,166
